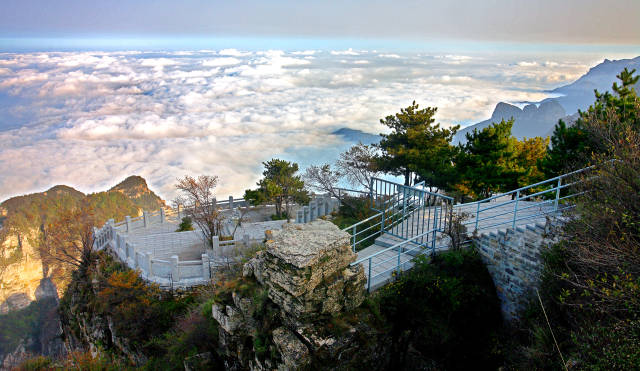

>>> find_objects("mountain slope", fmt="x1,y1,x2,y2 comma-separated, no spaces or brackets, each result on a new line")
332,128,380,145
455,56,640,143
453,100,566,143
108,175,165,211
546,56,640,113
0,175,163,318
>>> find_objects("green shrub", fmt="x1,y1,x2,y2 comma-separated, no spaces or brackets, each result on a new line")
176,216,194,232
270,211,289,221
373,248,503,369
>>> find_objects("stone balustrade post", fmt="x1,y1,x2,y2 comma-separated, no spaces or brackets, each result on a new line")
229,195,234,210
212,235,220,251
108,218,115,226
170,255,180,283
303,206,310,223
143,211,148,228
202,253,211,280
296,210,304,223
125,215,131,232
309,200,317,221
160,208,165,224
317,198,325,218
145,252,153,278
135,251,143,269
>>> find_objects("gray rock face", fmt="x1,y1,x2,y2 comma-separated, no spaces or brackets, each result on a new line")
212,220,370,370
34,277,59,302
0,292,30,314
454,100,566,143
250,220,366,319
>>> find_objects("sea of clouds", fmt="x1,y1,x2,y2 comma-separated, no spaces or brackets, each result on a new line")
0,48,590,202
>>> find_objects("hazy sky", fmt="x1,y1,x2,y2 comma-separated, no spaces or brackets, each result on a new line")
2,0,639,45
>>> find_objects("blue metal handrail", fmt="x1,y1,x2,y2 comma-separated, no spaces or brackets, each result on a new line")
351,226,444,291
454,165,593,238
342,192,420,252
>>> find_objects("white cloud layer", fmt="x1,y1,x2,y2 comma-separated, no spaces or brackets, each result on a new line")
0,50,591,202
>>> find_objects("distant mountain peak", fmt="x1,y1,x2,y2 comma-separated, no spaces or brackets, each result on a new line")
332,127,380,145
44,185,84,197
455,56,640,144
109,175,165,211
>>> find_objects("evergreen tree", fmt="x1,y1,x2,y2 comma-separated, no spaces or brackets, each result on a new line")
512,136,549,189
454,119,520,200
376,101,459,186
538,68,639,178
244,159,308,220
537,119,590,178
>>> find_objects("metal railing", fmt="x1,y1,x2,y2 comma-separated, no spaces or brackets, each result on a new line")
350,227,449,292
454,166,592,239
343,191,419,252
370,177,453,240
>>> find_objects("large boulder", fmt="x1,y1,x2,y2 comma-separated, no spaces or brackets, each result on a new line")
244,220,366,319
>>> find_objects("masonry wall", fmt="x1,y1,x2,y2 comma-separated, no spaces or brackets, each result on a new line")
475,220,559,321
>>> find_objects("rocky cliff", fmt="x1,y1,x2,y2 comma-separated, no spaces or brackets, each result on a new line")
108,175,166,212
0,176,164,314
211,220,388,370
454,100,566,143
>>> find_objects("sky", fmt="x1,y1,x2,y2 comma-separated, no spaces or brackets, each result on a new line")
1,0,640,46
0,1,638,203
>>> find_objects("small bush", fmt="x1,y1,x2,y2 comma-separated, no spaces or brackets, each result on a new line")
373,248,503,369
270,211,289,221
176,216,194,232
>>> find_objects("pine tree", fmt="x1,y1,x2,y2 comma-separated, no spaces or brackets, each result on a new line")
376,101,459,186
454,119,520,200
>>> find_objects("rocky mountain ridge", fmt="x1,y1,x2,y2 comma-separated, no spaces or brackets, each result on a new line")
0,175,165,314
454,56,640,143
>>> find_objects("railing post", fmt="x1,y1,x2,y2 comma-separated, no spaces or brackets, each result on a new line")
352,225,356,252
474,202,480,232
243,234,250,247
177,204,182,220
431,206,438,254
125,215,131,232
143,211,148,228
554,177,562,212
170,255,180,283
160,208,165,224
229,195,234,210
309,200,317,221
212,235,220,251
367,257,372,292
512,190,520,229
296,209,303,223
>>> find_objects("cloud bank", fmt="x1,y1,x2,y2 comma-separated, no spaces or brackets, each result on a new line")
0,49,591,201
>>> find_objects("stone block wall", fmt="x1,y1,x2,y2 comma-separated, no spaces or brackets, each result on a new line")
475,219,560,321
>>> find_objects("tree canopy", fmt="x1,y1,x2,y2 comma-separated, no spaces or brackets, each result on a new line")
376,101,459,186
453,119,520,199
244,159,308,220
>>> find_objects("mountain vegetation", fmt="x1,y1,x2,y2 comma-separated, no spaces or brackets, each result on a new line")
244,159,308,220
507,68,640,369
109,175,166,211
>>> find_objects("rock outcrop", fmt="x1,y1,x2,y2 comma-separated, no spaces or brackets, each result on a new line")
212,220,384,370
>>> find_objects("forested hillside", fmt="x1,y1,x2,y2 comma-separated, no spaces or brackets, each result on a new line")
0,177,164,312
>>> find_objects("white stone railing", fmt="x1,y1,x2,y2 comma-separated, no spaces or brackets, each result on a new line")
93,211,254,288
295,194,340,223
